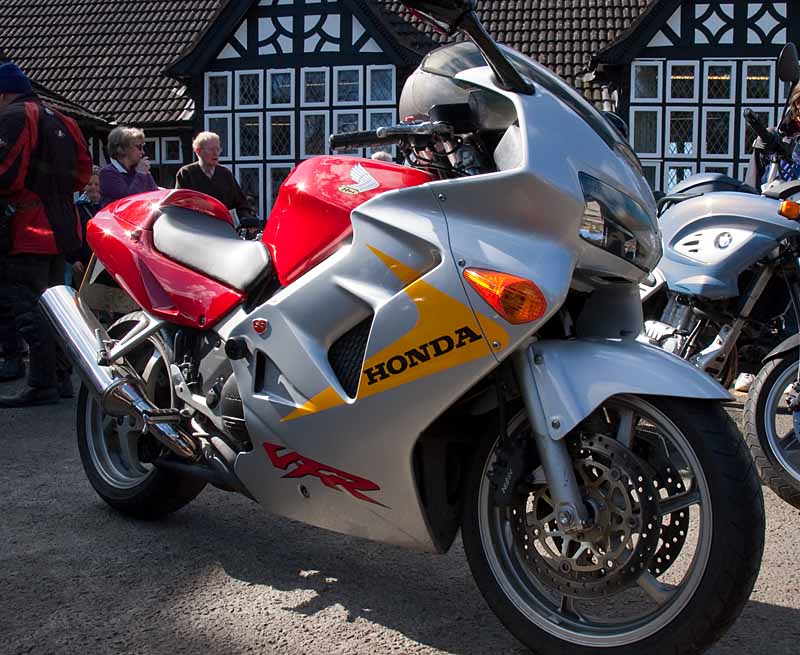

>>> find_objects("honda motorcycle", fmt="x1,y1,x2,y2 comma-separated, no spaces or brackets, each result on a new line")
41,2,764,653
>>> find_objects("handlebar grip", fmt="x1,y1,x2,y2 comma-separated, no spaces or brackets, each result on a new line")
744,108,777,148
330,130,386,150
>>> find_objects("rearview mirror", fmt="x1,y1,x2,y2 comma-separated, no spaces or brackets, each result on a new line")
778,43,800,84
401,0,476,35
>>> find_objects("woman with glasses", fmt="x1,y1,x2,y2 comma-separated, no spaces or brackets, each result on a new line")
98,126,157,207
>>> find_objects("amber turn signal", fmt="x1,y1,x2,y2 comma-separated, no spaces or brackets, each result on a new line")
779,200,800,221
463,268,547,324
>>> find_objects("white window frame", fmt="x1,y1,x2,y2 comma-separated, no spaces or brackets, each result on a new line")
266,68,295,109
739,106,774,159
630,60,663,103
367,108,397,157
664,106,698,159
739,162,750,183
235,70,264,110
701,162,733,177
235,164,264,219
301,67,330,107
204,113,233,161
267,163,294,211
144,137,161,165
333,66,363,106
235,112,264,161
701,107,735,159
629,107,662,158
703,61,736,104
367,65,396,106
664,161,697,192
666,60,699,103
300,110,330,158
204,72,232,111
640,160,662,192
333,109,363,156
266,111,295,160
161,137,183,164
742,60,775,104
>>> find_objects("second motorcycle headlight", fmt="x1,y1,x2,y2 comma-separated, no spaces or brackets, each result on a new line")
578,173,661,272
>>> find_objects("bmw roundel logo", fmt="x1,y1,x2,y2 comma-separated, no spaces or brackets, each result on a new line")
714,232,733,250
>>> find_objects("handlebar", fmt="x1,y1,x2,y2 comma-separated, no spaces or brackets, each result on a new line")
329,121,453,151
329,129,399,151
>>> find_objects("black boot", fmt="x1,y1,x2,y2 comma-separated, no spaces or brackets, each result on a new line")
0,386,59,408
0,357,25,383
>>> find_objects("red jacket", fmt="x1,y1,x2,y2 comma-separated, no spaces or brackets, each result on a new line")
0,93,91,255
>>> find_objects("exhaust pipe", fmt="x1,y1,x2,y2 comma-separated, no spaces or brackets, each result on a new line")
39,286,200,461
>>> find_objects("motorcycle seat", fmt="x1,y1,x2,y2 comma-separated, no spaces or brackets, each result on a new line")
153,207,272,292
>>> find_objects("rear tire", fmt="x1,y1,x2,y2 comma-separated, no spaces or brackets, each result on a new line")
76,312,205,519
744,353,800,509
461,395,764,655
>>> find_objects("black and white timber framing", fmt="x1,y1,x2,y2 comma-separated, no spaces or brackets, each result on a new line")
594,0,800,191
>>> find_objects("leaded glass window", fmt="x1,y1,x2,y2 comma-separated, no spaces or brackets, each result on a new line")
704,110,732,157
334,110,362,155
368,66,395,104
669,64,696,100
367,109,396,156
143,138,159,163
302,111,329,157
268,70,294,107
163,138,182,163
302,69,328,106
632,63,660,101
237,72,262,108
705,63,733,102
632,110,659,156
237,114,262,159
206,115,231,159
206,73,230,109
667,110,695,156
666,164,694,192
237,166,262,218
641,163,659,190
744,63,773,102
268,113,293,159
335,67,361,105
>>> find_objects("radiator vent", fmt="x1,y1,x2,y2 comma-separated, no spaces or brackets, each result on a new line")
328,317,372,398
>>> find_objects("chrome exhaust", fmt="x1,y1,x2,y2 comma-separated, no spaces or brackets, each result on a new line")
39,286,200,461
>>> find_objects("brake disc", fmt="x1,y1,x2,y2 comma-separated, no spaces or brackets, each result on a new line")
633,430,691,576
511,433,660,598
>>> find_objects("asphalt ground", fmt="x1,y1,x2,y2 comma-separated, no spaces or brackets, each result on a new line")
2,381,800,655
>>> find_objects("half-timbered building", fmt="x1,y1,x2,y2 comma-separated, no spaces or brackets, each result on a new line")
593,0,800,191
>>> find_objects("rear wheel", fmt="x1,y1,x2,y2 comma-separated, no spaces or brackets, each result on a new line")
76,312,205,519
461,395,764,655
744,353,800,509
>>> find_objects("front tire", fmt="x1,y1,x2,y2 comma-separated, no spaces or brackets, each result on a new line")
461,395,764,655
744,353,800,509
76,312,205,519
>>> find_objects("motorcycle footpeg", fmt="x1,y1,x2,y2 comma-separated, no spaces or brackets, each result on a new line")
142,407,183,424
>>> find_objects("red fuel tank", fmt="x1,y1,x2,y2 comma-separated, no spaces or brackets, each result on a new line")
263,157,432,286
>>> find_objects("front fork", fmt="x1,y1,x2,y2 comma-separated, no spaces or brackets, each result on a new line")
511,347,592,532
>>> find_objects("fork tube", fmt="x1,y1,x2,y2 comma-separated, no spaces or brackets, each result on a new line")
511,347,590,531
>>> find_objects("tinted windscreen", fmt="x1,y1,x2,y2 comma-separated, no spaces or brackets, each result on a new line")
422,42,628,152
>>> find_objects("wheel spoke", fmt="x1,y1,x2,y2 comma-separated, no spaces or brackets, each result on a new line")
616,408,637,448
558,594,585,622
658,490,700,516
780,436,800,453
638,571,676,606
117,417,144,474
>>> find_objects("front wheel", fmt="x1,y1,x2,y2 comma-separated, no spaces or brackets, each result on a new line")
744,352,800,509
461,395,764,655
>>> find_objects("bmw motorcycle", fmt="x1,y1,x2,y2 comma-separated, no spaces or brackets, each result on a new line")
40,2,763,653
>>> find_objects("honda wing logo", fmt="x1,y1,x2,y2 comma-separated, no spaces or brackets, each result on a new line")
339,164,379,195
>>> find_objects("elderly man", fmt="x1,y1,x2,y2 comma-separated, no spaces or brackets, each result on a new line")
99,126,157,207
175,131,256,224
0,61,91,406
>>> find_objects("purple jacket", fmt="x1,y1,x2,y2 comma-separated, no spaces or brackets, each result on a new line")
99,161,158,208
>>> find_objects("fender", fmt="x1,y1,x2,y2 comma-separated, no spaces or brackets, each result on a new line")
764,333,800,363
523,338,732,440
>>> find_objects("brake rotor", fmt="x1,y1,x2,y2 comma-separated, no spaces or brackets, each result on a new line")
511,433,660,598
633,430,691,576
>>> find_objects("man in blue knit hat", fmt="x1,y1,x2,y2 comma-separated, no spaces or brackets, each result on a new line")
0,61,91,407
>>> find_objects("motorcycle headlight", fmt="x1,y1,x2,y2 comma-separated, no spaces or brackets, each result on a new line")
578,173,661,272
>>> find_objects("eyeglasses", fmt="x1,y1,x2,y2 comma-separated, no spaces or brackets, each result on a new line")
132,143,145,151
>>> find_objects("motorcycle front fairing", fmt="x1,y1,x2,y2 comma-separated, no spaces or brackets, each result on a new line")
658,191,800,299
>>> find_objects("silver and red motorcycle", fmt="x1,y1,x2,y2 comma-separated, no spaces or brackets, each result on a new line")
41,2,764,653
